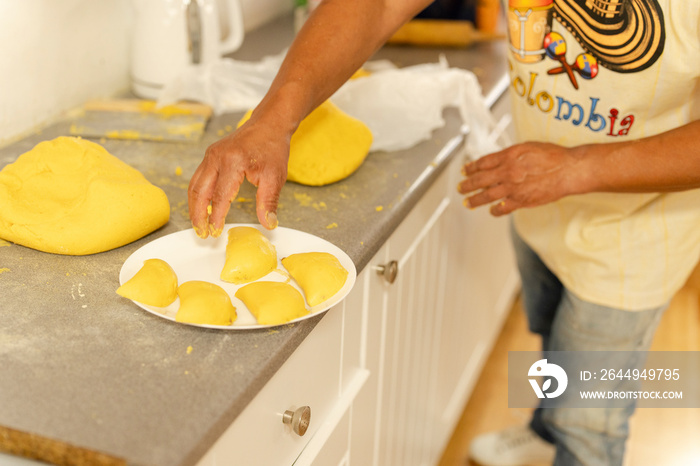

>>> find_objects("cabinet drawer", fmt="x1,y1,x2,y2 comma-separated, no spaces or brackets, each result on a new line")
197,307,343,466
306,408,351,466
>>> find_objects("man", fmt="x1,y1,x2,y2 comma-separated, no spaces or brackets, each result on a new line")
188,1,700,464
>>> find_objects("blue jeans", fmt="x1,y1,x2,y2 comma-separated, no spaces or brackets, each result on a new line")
511,223,666,466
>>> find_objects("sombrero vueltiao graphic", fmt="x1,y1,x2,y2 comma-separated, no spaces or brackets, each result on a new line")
553,0,665,73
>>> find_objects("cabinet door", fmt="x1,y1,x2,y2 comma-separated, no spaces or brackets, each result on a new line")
435,93,519,435
347,244,390,466
350,147,518,466
373,167,454,466
434,154,519,435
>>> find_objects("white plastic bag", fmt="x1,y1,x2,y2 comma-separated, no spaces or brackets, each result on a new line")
331,55,508,157
157,51,285,115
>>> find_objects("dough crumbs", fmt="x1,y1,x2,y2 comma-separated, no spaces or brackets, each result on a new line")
294,192,313,207
376,205,384,211
175,166,183,176
186,345,193,354
326,222,338,229
0,268,10,274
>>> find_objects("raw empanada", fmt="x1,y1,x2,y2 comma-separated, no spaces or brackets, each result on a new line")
116,258,178,307
220,226,277,284
175,280,237,326
235,281,308,326
281,252,348,307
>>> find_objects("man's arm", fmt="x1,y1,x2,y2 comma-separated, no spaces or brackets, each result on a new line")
458,120,700,215
188,0,432,237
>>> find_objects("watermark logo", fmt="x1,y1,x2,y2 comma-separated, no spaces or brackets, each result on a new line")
510,351,697,408
528,358,568,399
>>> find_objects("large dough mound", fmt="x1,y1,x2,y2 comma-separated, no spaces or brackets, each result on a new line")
220,226,277,284
235,281,309,326
282,252,348,307
0,137,170,255
116,258,178,307
238,101,372,186
176,280,237,326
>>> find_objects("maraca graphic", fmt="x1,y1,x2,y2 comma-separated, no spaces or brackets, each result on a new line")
574,53,599,79
544,32,579,89
547,52,599,86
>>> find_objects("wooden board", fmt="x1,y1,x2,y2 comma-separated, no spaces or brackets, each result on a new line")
69,99,212,143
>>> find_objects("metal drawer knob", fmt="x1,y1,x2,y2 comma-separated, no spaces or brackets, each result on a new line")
283,406,311,436
375,260,399,284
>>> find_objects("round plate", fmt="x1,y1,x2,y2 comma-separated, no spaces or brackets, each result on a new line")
118,224,357,329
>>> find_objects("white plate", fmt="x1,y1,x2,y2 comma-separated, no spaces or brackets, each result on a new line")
119,224,356,329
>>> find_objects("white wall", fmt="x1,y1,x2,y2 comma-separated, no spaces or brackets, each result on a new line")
0,0,291,147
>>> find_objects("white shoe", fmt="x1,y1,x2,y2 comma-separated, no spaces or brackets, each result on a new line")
469,425,555,466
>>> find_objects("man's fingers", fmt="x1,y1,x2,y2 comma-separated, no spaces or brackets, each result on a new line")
208,171,244,237
464,184,508,209
188,166,217,238
458,169,503,195
255,171,286,230
489,198,517,216
462,150,505,176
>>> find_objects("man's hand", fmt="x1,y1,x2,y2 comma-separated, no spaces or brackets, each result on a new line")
188,120,290,238
186,0,445,238
457,142,586,216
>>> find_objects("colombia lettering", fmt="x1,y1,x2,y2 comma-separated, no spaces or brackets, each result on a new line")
510,69,634,137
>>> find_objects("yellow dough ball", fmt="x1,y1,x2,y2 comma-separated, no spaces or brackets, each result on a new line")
0,136,170,255
220,226,277,284
116,258,178,307
235,281,309,326
238,100,373,186
175,280,237,326
281,252,348,307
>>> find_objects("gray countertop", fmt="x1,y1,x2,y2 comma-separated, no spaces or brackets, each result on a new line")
0,14,508,466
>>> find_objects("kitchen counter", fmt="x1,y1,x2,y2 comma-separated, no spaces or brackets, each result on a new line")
0,14,509,466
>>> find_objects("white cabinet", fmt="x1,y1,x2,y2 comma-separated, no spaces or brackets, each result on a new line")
197,114,518,466
347,157,518,466
195,303,344,466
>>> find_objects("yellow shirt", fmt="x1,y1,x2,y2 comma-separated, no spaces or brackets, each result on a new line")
505,1,700,310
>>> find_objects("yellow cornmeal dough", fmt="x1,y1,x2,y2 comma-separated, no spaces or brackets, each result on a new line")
176,280,237,326
116,258,178,307
235,281,309,326
238,101,373,186
220,226,277,284
281,252,348,307
0,137,169,255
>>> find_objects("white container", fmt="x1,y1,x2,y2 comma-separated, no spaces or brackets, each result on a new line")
131,0,244,99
